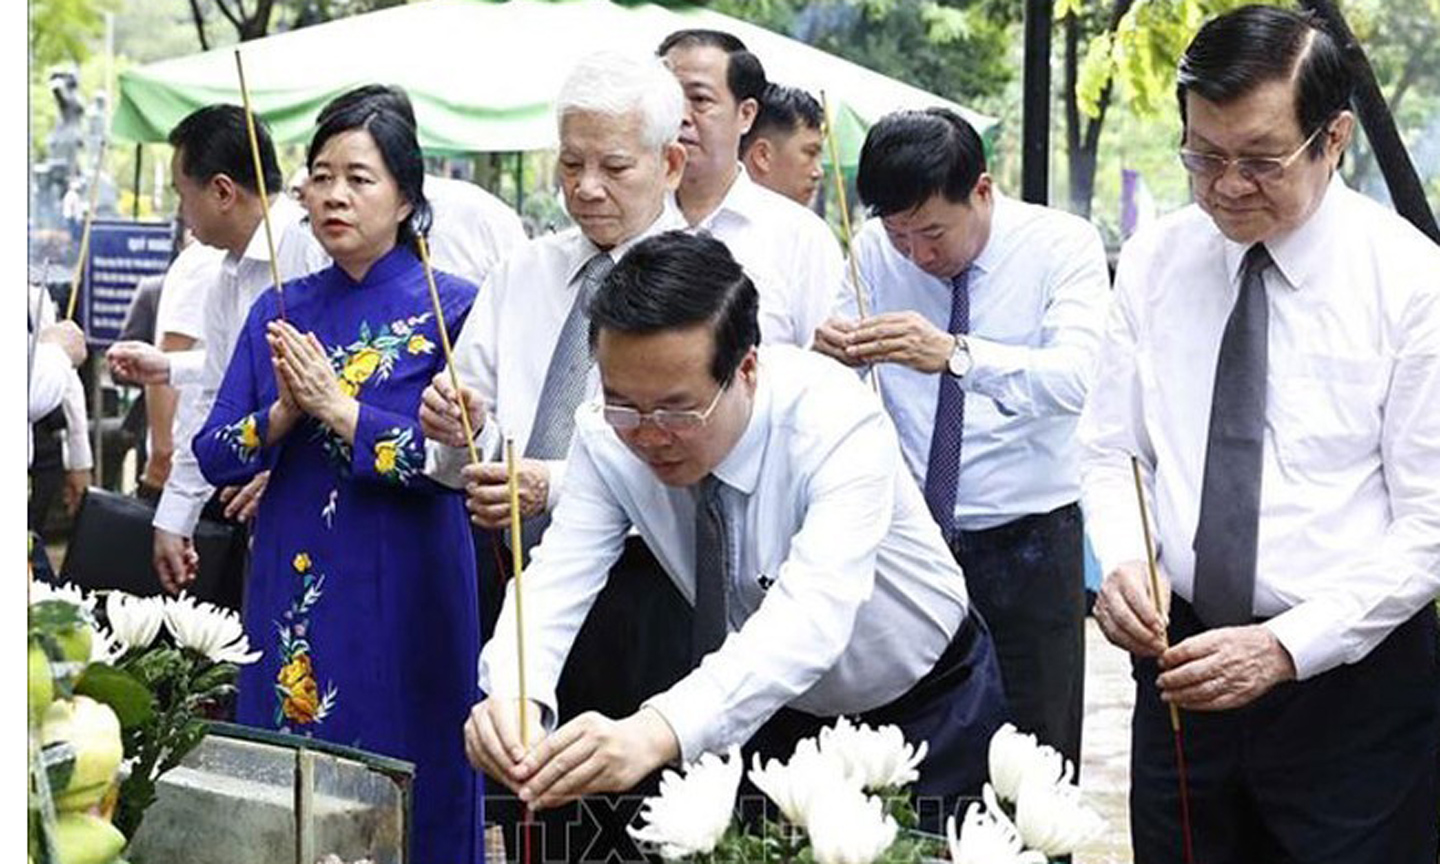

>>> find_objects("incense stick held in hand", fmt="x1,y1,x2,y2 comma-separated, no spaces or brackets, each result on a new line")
505,437,531,750
819,90,879,397
1130,454,1196,864
234,49,287,320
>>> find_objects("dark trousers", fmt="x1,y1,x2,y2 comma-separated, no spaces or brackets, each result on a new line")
743,611,1009,835
480,534,692,862
1131,598,1440,864
950,502,1086,768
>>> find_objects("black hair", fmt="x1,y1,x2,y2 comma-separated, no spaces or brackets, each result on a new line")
1177,4,1352,158
740,83,823,157
306,103,432,255
317,84,418,129
657,29,768,105
855,107,987,217
588,231,759,387
168,104,283,197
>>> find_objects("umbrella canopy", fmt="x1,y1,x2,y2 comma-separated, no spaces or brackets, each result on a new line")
113,0,994,165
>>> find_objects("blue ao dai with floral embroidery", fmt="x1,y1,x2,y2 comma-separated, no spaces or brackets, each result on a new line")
195,246,484,864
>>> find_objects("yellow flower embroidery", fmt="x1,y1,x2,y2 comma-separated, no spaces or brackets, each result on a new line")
337,378,359,398
292,553,312,573
374,440,397,476
278,654,320,725
342,348,382,386
406,334,434,355
239,416,260,450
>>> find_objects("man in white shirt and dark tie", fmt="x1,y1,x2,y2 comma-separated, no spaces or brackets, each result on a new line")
1080,6,1440,862
463,231,1007,835
814,107,1110,772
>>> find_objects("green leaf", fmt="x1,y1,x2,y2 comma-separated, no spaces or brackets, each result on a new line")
1076,31,1116,118
1055,0,1085,21
75,664,155,729
920,2,971,43
41,742,76,795
29,600,87,635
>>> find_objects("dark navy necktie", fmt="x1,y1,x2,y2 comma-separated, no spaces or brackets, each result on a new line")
1192,244,1272,628
924,268,971,543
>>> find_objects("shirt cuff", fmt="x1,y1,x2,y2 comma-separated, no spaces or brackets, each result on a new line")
642,674,727,764
544,459,567,511
62,432,93,472
1263,597,1354,681
168,350,205,388
959,335,1020,415
153,486,208,538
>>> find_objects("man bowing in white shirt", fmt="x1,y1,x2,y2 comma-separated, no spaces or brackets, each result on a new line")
1079,6,1440,862
464,231,1008,834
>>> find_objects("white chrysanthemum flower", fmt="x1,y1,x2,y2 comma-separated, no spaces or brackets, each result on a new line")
805,785,898,864
819,716,928,791
946,784,1048,864
106,592,166,654
1014,765,1105,856
987,722,1066,803
30,580,97,616
163,593,261,665
627,744,742,860
748,736,849,828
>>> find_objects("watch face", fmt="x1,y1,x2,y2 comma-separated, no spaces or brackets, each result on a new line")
948,341,972,376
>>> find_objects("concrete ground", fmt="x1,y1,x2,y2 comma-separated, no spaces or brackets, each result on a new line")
1077,618,1136,864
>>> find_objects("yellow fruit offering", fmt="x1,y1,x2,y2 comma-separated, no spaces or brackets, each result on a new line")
28,641,54,726
52,812,125,864
41,697,123,813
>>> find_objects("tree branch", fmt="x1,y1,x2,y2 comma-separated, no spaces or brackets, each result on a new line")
186,0,210,52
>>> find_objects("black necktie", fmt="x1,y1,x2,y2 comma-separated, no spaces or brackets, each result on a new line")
1192,244,1272,628
923,268,971,542
693,474,730,661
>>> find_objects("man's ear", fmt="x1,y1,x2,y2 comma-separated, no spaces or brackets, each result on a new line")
210,173,239,210
736,97,758,137
746,137,773,176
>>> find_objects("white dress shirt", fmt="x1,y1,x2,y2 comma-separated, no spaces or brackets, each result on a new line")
479,346,970,762
425,205,689,498
1079,177,1440,681
840,194,1111,530
693,166,845,349
27,285,92,472
158,241,225,388
154,197,327,537
422,174,527,289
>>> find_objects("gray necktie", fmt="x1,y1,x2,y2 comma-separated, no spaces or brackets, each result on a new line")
519,251,613,553
1192,244,1272,629
693,475,731,662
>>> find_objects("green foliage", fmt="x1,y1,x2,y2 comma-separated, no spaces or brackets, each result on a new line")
76,663,156,729
29,0,117,69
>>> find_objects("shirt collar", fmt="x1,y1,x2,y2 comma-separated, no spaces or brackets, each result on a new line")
709,350,770,496
967,191,1011,277
1220,173,1345,291
695,164,759,231
564,197,688,286
234,195,300,267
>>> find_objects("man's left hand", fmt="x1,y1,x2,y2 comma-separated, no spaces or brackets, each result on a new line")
220,470,269,523
1156,625,1297,711
461,460,549,529
842,312,954,373
513,707,679,811
62,469,91,516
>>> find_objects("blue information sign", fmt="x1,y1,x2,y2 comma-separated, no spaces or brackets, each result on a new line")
82,219,173,346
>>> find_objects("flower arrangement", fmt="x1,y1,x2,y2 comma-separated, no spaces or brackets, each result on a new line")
625,719,1104,864
28,582,262,862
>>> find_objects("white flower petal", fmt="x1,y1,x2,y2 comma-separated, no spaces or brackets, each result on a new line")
627,744,741,860
805,786,897,864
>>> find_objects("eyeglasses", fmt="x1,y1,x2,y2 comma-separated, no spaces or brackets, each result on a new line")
602,384,727,432
1178,125,1326,183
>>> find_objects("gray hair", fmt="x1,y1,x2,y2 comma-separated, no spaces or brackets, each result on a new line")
555,51,684,150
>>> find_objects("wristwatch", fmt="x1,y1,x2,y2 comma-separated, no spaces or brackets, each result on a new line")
947,334,973,377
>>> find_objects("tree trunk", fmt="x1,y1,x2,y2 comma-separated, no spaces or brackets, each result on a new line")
1062,0,1133,219
1297,0,1439,242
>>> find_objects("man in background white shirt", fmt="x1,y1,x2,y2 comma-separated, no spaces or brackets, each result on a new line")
739,83,825,207
816,108,1109,771
464,231,1006,835
658,29,844,347
106,105,326,594
1079,7,1440,861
